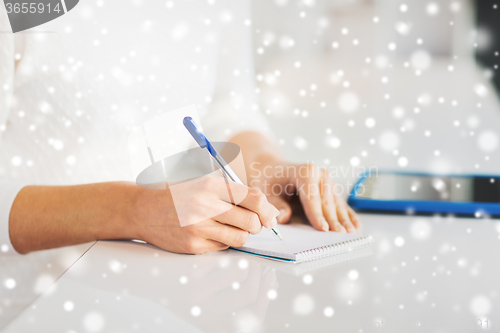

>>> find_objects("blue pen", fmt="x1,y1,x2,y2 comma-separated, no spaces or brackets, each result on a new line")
183,116,283,241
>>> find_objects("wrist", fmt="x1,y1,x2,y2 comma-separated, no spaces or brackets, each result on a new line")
97,182,143,241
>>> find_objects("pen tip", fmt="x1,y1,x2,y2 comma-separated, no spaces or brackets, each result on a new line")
271,227,283,241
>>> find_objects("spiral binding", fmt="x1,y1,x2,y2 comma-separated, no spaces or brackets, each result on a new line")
295,235,374,263
288,247,374,275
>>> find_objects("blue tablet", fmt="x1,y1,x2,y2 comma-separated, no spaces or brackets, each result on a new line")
347,171,500,217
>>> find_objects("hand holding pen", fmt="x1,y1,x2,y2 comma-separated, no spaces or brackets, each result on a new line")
184,116,283,241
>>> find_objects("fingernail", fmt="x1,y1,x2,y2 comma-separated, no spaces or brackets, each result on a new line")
270,216,278,229
321,219,329,232
278,209,286,217
273,207,280,216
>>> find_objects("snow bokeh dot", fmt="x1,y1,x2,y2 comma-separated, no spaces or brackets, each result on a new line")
477,131,498,152
235,312,260,332
392,106,405,119
267,289,278,300
394,236,405,247
325,136,341,149
238,259,249,270
293,294,315,315
411,50,432,70
365,117,376,128
350,156,360,167
293,136,308,150
338,91,360,113
66,155,77,166
33,274,55,294
470,295,491,317
474,83,488,97
324,307,335,317
379,131,400,151
11,156,22,166
83,312,105,332
348,270,359,281
191,306,201,317
426,2,440,15
302,274,313,285
108,260,123,273
4,278,16,289
410,219,432,240
398,157,408,167
63,301,74,312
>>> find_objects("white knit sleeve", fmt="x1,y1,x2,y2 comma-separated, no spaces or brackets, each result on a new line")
0,3,26,255
0,181,26,254
202,0,274,144
0,0,15,140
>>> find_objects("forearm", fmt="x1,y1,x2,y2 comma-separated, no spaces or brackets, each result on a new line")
228,131,286,179
228,131,293,187
9,182,139,254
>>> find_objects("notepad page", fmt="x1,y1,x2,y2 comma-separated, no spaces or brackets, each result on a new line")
234,223,371,261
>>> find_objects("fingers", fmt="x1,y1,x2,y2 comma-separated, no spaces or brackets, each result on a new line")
320,174,344,232
183,237,229,255
235,187,279,229
292,166,359,234
347,205,362,230
297,171,329,232
202,220,251,248
334,194,356,234
213,204,263,235
267,195,292,224
201,176,279,229
202,240,231,253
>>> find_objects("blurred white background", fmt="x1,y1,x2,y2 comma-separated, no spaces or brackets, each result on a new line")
251,0,499,187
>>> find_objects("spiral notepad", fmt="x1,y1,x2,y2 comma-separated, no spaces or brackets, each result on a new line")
233,223,374,263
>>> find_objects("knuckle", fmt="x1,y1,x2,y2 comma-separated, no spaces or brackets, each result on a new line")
201,176,218,190
337,212,347,222
320,168,328,177
326,213,339,223
245,213,261,234
252,192,267,211
183,240,198,254
341,219,354,228
248,187,262,199
321,194,330,206
233,231,249,247
183,238,205,255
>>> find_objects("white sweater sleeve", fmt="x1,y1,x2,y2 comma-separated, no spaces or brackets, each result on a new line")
0,3,26,254
202,0,274,144
0,181,26,254
0,1,14,138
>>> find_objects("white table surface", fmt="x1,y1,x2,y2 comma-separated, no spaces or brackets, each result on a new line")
2,214,499,333
0,243,94,329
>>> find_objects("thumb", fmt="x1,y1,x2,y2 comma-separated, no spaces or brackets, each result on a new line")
267,195,292,224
